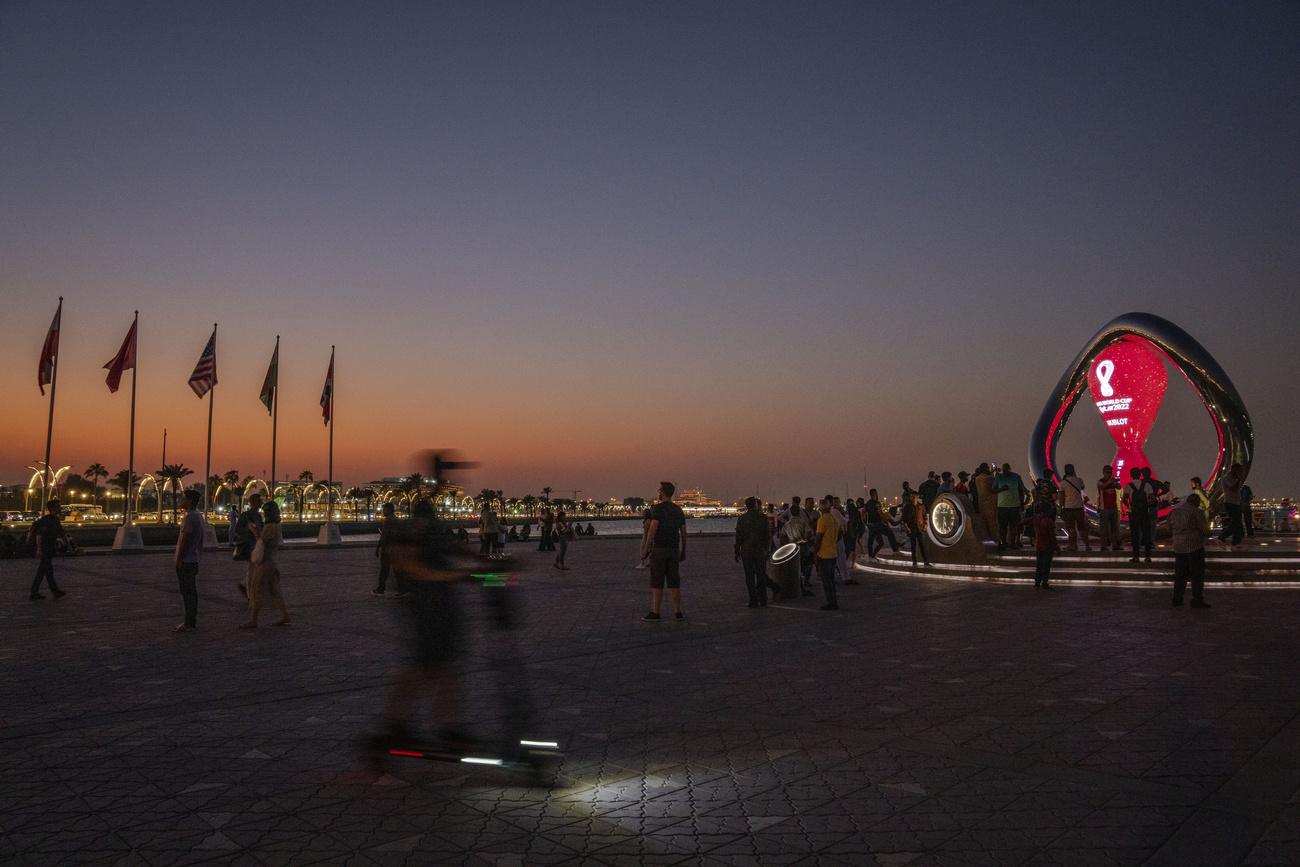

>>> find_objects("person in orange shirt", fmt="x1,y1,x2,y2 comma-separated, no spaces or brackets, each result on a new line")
814,498,841,611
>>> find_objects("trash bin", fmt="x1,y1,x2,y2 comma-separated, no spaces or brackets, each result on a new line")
769,543,802,600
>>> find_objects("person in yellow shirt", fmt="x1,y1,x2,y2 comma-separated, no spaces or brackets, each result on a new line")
814,498,841,611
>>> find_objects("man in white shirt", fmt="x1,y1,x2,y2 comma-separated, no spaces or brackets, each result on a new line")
1057,464,1091,551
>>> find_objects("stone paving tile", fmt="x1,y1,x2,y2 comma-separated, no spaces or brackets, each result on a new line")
3,538,1300,864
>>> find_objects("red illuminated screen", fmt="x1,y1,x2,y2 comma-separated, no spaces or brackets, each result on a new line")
1087,338,1168,481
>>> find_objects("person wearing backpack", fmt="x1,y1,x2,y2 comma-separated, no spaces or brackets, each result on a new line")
1122,468,1153,563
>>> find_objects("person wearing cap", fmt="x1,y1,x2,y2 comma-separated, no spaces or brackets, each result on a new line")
28,499,70,600
1057,464,1091,551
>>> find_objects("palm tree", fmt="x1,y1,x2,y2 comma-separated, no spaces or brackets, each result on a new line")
84,463,108,511
111,469,138,517
155,464,194,523
296,471,314,521
521,494,537,517
206,475,223,511
223,469,241,513
541,487,552,503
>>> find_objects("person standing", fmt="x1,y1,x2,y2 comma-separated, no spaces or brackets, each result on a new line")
553,509,572,570
1097,467,1121,551
241,500,290,628
635,507,652,569
1169,492,1212,607
1240,480,1256,539
901,490,932,568
641,482,687,621
1057,464,1091,551
918,472,940,512
973,463,999,540
735,497,773,607
1216,464,1246,550
373,502,400,595
173,490,205,633
1122,468,1153,563
28,499,69,600
537,506,555,553
813,497,841,610
954,471,970,497
1188,477,1211,518
1030,503,1059,589
232,492,264,599
993,463,1028,550
779,498,817,595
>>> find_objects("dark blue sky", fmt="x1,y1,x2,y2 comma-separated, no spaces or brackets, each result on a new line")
2,2,1297,501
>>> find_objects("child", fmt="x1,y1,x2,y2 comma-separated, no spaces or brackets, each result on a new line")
1031,502,1060,589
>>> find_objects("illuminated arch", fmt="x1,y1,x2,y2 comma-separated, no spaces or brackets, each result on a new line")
1029,312,1253,511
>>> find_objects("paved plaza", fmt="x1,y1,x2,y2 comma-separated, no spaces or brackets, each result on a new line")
2,535,1299,866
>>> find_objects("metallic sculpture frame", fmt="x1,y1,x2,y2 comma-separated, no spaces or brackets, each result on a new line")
1028,312,1252,511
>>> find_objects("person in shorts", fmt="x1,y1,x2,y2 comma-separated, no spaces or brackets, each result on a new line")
641,481,687,621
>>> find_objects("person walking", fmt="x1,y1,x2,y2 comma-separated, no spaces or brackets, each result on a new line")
553,509,572,570
1241,481,1256,538
373,502,400,595
735,497,774,607
1097,467,1121,551
864,488,899,560
1030,503,1059,588
1057,464,1091,551
813,497,841,610
28,499,69,600
901,490,932,568
173,490,205,633
1169,492,1212,607
641,482,687,621
231,492,264,599
1122,468,1154,563
241,500,290,628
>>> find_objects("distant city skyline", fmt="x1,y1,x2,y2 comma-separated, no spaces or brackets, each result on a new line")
2,3,1297,500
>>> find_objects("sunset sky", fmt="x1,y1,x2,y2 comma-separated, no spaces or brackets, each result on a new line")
2,2,1297,504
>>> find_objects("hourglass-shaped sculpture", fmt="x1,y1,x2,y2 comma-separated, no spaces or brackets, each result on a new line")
1087,340,1167,481
1029,312,1253,513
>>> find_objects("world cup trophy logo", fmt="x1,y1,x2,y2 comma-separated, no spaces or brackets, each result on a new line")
1086,340,1167,481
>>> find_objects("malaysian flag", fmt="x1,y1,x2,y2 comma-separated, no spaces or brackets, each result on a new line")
320,348,334,425
188,325,218,398
38,299,62,396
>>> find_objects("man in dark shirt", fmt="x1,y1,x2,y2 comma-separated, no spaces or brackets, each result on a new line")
918,472,941,511
735,496,776,607
29,499,69,600
640,481,687,621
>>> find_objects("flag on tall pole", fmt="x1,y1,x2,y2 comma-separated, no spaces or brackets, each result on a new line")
103,318,138,393
39,297,64,510
188,326,218,398
320,349,334,424
259,342,279,413
38,301,62,396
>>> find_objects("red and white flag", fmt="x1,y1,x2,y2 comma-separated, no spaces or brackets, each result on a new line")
38,301,61,396
103,318,137,394
258,341,278,414
188,326,218,398
320,349,334,425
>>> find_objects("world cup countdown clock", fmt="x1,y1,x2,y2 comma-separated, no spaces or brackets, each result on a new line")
929,498,962,545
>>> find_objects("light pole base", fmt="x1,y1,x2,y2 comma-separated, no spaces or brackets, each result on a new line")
112,523,144,551
202,522,221,552
317,522,342,546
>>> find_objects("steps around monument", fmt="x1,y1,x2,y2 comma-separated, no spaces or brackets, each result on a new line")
856,545,1300,586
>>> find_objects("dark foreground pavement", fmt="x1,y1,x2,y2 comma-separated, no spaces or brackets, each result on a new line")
2,536,1299,866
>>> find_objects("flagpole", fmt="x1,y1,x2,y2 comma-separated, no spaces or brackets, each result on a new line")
41,297,63,510
327,345,334,523
204,323,216,518
271,335,279,505
126,311,138,526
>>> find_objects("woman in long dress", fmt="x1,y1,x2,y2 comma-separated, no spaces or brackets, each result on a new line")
240,500,290,628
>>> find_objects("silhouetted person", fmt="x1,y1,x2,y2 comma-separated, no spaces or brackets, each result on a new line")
28,499,69,600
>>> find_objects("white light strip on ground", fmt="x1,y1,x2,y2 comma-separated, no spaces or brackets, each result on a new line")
461,757,504,766
854,563,1300,588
